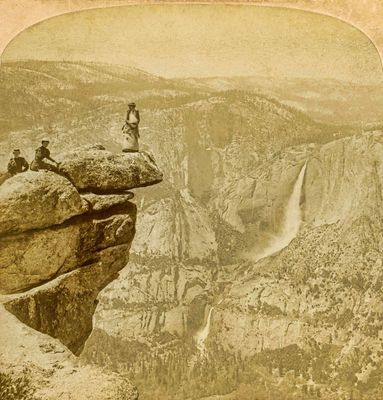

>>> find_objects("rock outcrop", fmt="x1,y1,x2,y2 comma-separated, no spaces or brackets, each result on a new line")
0,145,162,399
82,191,134,211
58,145,163,192
0,199,136,295
0,171,88,235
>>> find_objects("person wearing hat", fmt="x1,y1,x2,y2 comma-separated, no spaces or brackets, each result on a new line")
122,102,140,152
30,139,60,173
7,149,29,176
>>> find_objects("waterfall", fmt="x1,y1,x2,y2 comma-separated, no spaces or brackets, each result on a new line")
195,306,214,356
255,162,307,262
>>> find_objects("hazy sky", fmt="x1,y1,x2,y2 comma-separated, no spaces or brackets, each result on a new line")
2,5,382,83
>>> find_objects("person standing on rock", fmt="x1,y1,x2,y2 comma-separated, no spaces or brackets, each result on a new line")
7,149,29,176
30,139,60,173
122,102,140,153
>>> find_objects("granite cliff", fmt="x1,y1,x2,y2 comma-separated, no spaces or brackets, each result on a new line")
83,131,383,400
0,144,162,399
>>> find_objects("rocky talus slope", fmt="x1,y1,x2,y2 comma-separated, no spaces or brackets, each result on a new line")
0,145,162,400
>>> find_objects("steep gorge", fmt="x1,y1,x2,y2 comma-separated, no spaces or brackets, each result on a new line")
83,131,383,400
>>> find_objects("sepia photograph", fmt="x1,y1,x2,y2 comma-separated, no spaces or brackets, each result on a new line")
0,1,383,399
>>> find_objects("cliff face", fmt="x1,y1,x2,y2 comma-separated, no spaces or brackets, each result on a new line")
204,132,383,398
214,132,382,399
0,145,162,399
132,188,218,264
305,133,383,225
83,131,383,400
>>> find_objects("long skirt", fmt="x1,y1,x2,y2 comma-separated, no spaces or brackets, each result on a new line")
122,125,139,153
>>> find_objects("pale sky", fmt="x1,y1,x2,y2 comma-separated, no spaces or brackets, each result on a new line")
2,4,382,83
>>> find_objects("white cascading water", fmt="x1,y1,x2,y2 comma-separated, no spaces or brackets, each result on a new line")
255,162,307,262
195,306,214,356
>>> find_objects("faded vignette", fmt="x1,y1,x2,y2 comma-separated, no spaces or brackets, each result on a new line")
1,1,383,400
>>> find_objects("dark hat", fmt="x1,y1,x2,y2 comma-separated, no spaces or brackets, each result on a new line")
128,102,136,106
13,149,20,152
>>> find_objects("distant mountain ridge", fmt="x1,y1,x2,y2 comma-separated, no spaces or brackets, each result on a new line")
1,60,349,169
178,75,383,125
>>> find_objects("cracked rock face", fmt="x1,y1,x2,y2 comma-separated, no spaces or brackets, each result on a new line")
0,203,136,295
81,191,134,211
0,145,162,399
0,171,88,235
4,244,131,355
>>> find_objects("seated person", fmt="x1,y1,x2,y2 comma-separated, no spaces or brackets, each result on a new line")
30,139,60,173
7,149,29,176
